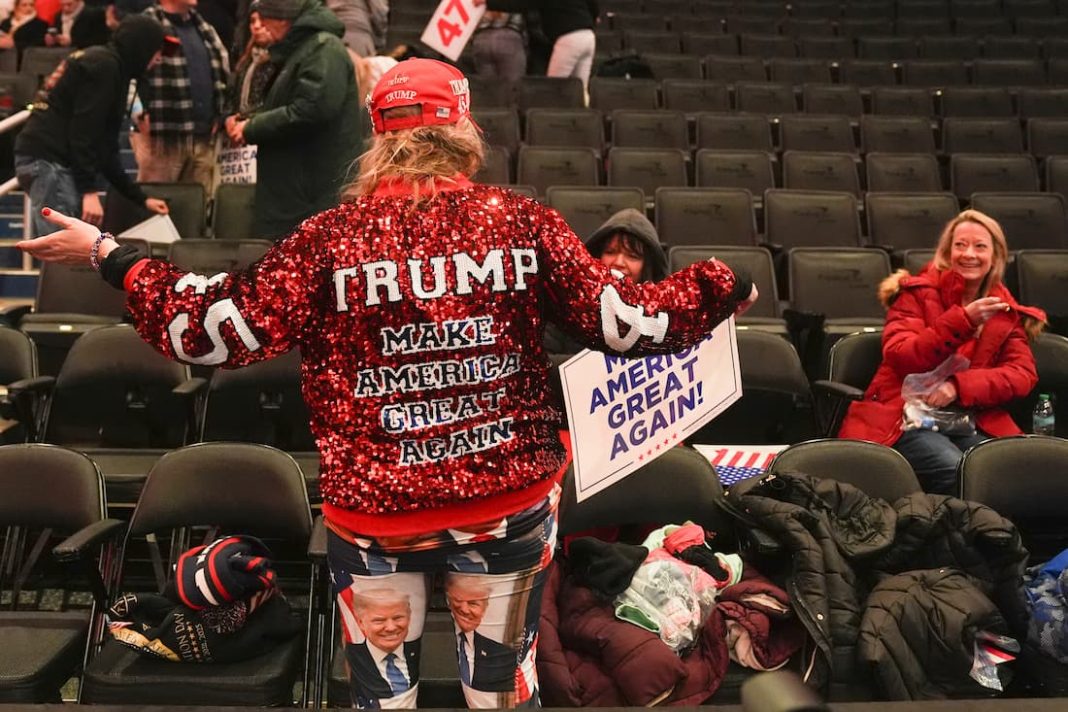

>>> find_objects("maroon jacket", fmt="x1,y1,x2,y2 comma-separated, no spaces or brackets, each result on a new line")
716,574,807,671
839,266,1045,446
537,563,730,706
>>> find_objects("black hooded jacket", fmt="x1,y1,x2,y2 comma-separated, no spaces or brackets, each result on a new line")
725,472,1029,700
15,15,165,203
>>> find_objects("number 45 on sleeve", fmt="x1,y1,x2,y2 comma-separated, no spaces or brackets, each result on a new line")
420,0,487,61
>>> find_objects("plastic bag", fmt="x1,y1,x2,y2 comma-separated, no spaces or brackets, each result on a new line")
900,355,977,437
969,630,1019,692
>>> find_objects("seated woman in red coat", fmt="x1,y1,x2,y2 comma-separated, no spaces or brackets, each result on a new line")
838,209,1047,495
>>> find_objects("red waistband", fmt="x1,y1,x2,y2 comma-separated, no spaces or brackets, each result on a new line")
322,477,557,538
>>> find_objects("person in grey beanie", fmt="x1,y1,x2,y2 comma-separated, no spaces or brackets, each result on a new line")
544,207,668,357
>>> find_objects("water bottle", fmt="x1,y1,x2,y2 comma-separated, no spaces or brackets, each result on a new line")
1033,394,1056,436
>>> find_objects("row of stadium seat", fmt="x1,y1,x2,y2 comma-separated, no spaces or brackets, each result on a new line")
478,146,1068,202
478,110,1068,156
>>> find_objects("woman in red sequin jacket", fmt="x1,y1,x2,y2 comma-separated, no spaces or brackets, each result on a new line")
19,58,756,708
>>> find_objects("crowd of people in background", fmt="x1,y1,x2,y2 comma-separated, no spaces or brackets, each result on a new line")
2,0,614,239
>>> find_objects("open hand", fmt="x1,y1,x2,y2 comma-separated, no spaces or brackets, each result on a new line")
16,208,114,265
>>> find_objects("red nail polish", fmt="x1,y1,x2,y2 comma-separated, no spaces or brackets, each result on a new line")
41,207,50,216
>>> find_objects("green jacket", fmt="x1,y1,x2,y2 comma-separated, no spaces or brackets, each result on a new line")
243,0,362,239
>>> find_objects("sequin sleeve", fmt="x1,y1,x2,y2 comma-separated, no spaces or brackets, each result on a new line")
123,211,334,369
533,204,740,355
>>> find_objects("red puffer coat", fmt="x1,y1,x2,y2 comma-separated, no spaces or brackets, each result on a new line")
839,265,1046,446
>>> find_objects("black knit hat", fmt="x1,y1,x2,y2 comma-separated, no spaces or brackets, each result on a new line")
170,535,276,611
568,538,648,597
250,0,305,19
111,15,166,77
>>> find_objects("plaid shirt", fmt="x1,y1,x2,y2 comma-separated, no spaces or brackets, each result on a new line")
139,6,229,141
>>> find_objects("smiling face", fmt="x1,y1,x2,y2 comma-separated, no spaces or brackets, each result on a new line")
446,581,490,634
355,600,410,653
949,220,995,289
597,233,646,283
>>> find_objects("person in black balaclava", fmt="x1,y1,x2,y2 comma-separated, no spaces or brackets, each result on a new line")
14,14,172,236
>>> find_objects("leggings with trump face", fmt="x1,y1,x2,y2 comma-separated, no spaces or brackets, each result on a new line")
326,487,558,709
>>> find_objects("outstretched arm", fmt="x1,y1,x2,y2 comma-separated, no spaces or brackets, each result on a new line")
18,208,332,369
534,205,756,355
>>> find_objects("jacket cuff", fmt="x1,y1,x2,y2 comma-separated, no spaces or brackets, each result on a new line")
99,244,146,290
728,268,754,305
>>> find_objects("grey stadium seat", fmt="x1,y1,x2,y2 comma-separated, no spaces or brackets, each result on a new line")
655,187,758,247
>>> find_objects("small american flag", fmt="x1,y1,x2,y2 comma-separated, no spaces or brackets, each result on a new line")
692,445,787,487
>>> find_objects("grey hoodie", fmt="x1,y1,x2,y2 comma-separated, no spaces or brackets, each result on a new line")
584,208,668,283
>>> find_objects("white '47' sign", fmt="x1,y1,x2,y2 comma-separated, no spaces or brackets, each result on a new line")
420,0,486,61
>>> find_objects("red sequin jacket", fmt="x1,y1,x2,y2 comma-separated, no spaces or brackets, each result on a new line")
121,180,744,536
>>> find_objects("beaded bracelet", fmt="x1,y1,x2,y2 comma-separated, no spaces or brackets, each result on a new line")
89,231,113,272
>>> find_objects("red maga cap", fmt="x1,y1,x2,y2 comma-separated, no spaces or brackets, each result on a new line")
368,58,474,134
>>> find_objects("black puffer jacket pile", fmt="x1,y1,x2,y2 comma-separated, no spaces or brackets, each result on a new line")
725,472,1029,700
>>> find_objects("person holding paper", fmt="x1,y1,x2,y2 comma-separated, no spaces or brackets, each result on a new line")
838,210,1046,494
221,0,361,240
17,57,756,708
14,14,171,237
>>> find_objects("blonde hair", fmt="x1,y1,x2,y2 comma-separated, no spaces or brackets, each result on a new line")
932,209,1046,340
343,111,485,205
932,209,1009,298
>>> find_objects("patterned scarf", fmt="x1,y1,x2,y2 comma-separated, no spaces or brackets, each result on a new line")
139,6,229,142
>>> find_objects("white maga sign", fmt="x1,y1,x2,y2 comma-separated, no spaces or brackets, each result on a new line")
560,317,742,502
217,144,257,184
420,0,485,61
